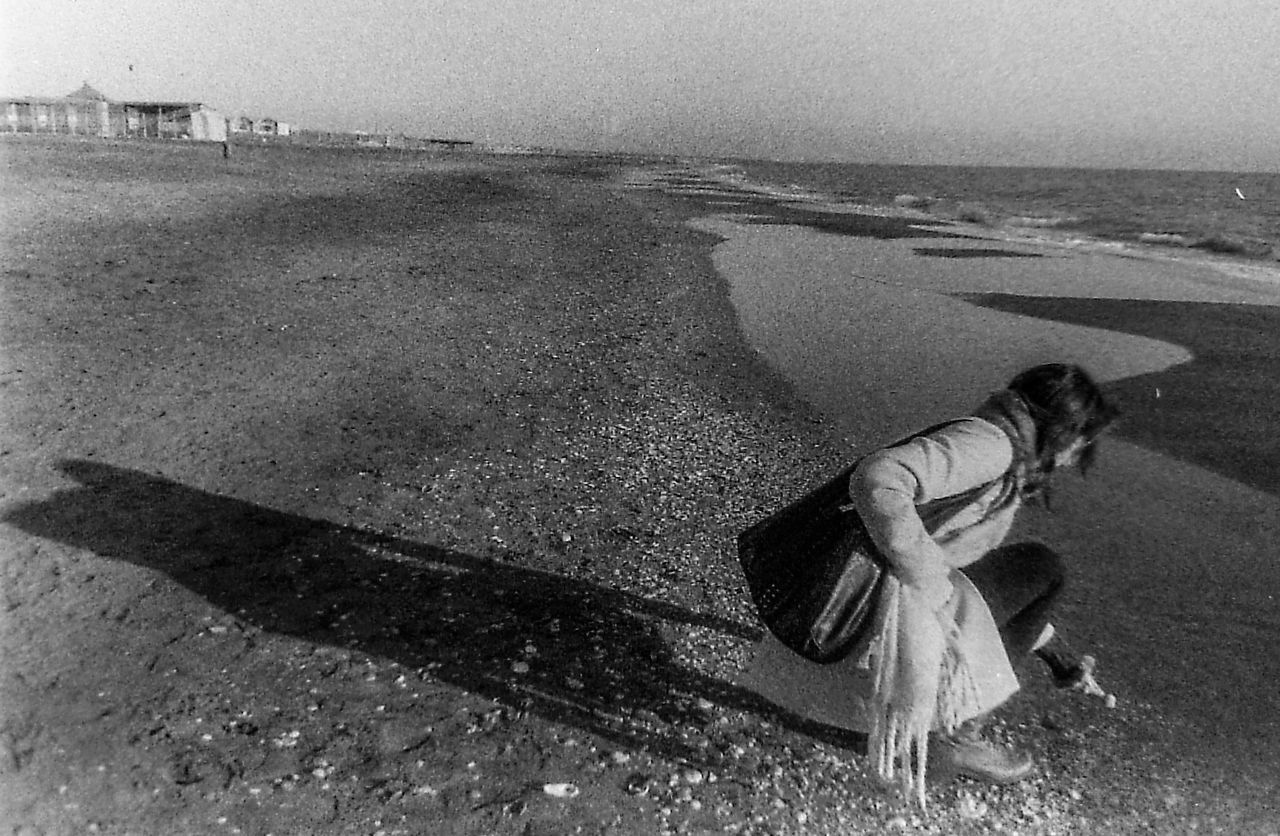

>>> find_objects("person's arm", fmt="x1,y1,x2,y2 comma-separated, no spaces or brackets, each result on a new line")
849,419,1013,609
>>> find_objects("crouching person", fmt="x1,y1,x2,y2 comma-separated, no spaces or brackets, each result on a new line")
853,363,1119,798
741,362,1120,806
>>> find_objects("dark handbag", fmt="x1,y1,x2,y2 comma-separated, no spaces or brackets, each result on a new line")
738,421,1011,665
737,463,884,664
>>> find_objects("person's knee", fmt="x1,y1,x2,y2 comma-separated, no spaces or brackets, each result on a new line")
1013,541,1067,591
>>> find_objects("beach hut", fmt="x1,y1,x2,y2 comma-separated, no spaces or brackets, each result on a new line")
2,83,113,136
121,100,226,141
0,84,226,141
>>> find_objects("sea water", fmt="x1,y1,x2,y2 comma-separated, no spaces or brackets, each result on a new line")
727,160,1280,266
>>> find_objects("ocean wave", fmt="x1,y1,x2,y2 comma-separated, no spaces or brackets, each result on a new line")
1005,214,1082,229
632,162,1280,265
894,197,1081,231
892,193,933,209
1139,232,1276,259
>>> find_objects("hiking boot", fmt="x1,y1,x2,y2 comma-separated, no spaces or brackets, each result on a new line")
937,736,1036,784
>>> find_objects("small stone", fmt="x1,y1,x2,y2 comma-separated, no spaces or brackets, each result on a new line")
1105,693,1117,709
377,720,431,755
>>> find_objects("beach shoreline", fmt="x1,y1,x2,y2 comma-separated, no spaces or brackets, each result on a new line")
2,138,1277,834
630,159,1280,289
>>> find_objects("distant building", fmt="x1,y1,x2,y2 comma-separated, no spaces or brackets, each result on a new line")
227,115,291,139
1,83,227,142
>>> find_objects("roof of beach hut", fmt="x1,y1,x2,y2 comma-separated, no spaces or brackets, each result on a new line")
67,83,110,101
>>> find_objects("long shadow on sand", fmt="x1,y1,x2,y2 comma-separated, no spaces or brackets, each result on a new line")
2,460,862,766
965,293,1280,497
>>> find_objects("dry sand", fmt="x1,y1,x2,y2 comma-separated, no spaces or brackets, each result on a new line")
2,139,1279,835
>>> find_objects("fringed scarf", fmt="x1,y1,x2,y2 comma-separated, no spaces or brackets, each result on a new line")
865,390,1037,808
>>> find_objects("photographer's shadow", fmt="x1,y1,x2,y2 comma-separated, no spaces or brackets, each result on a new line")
4,459,861,766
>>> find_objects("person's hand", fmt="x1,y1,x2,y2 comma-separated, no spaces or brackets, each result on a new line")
1069,655,1117,708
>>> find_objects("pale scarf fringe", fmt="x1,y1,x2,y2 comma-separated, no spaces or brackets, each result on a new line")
866,576,983,809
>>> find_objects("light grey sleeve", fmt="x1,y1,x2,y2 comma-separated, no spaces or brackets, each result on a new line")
849,419,1013,606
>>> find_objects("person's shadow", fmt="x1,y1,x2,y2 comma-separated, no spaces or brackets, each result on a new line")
3,459,863,768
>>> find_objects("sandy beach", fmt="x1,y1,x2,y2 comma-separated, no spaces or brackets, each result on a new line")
3,138,1279,834
658,168,1280,832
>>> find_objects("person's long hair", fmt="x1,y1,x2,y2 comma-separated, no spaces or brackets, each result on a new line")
1009,363,1120,503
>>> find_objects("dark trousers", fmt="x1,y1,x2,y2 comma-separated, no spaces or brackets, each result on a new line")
960,541,1066,660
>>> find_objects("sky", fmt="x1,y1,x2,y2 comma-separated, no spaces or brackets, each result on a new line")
2,0,1277,171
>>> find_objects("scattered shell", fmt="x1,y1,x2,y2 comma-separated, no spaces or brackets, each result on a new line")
624,773,651,795
958,795,989,819
543,782,580,798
